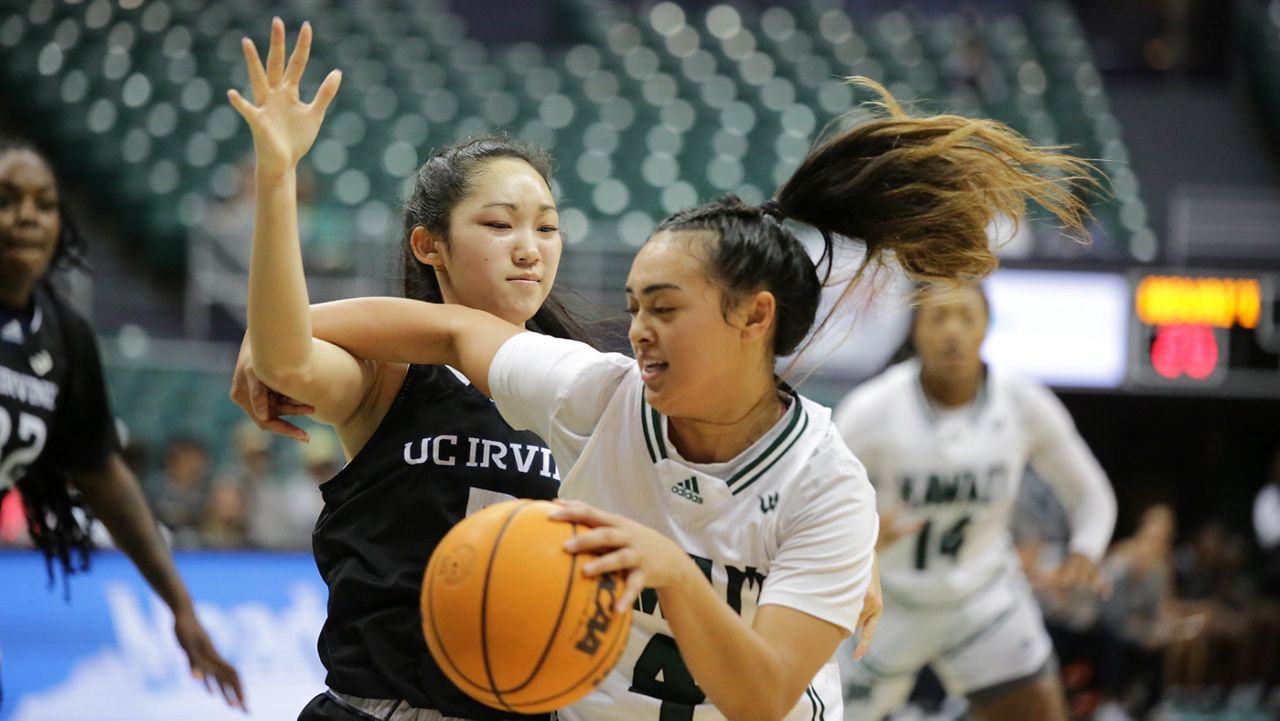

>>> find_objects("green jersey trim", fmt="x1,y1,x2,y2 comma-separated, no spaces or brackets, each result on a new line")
640,388,810,495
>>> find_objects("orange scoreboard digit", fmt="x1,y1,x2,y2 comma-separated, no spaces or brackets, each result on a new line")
1128,271,1280,394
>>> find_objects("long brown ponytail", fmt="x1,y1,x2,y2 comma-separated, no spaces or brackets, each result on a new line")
654,77,1100,361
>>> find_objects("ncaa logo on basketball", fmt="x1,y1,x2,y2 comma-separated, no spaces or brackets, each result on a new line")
575,572,619,655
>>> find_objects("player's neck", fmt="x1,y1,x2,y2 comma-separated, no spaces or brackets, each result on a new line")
0,278,35,312
920,369,981,408
667,380,787,464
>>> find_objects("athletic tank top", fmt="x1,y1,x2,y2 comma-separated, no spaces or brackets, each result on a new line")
313,363,559,719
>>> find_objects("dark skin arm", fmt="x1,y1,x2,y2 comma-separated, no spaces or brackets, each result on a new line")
73,452,246,711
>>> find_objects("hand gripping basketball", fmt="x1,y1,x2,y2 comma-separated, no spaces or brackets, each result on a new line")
421,500,634,713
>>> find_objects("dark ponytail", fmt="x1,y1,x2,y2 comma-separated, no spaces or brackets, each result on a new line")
653,77,1097,363
655,198,820,356
397,134,592,345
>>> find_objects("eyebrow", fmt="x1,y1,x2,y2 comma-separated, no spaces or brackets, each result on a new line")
0,181,55,195
624,283,683,296
481,201,557,212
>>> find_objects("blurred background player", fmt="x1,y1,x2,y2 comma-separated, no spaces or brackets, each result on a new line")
0,137,243,709
835,281,1117,721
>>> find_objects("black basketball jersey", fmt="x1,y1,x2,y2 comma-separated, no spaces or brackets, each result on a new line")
0,283,118,496
314,363,559,720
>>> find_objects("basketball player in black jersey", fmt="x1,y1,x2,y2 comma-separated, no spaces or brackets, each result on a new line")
0,138,242,709
225,20,591,721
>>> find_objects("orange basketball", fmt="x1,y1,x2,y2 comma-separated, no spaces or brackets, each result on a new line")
421,499,633,713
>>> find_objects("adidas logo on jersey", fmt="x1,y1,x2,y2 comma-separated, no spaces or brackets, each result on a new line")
1,319,22,344
671,477,703,504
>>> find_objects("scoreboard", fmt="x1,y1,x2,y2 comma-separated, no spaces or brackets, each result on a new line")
1127,270,1280,395
808,265,1280,399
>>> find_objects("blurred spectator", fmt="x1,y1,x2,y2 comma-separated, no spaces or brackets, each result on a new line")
1093,504,1178,720
1164,520,1253,707
205,156,350,274
204,156,255,268
1250,446,1280,706
149,436,212,548
249,427,337,550
1254,446,1280,597
200,481,249,550
216,422,283,547
1015,470,1110,718
1014,471,1101,632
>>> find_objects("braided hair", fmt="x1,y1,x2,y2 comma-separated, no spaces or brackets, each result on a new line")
1,137,96,592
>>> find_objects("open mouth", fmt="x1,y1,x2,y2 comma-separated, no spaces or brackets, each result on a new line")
639,359,668,382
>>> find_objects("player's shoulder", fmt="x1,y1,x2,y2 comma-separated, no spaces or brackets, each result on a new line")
986,367,1070,434
987,366,1061,412
35,283,89,329
523,332,633,376
832,359,918,427
32,283,96,356
792,395,873,491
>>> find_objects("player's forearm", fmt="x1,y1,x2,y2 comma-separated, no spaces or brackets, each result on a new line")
657,565,801,721
247,168,316,388
74,454,195,615
1060,451,1117,561
310,297,465,368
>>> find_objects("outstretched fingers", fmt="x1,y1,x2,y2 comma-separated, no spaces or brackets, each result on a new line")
240,37,268,103
310,69,342,116
226,88,256,121
265,16,286,85
284,21,312,88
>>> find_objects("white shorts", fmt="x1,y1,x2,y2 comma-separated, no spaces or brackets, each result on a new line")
838,573,1053,720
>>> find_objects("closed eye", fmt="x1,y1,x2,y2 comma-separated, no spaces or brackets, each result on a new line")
485,222,511,230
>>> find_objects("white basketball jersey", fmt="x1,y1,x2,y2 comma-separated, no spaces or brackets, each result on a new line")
833,359,1115,607
490,333,878,721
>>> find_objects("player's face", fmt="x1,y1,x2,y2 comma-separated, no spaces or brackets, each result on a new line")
626,230,761,417
433,158,561,325
912,285,988,379
0,150,60,292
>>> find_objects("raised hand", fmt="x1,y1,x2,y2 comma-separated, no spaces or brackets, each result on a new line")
227,18,341,178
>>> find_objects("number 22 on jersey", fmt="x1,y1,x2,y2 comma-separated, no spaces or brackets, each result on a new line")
0,408,49,490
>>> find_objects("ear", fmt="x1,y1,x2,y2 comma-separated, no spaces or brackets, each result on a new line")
739,290,776,345
410,226,447,269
